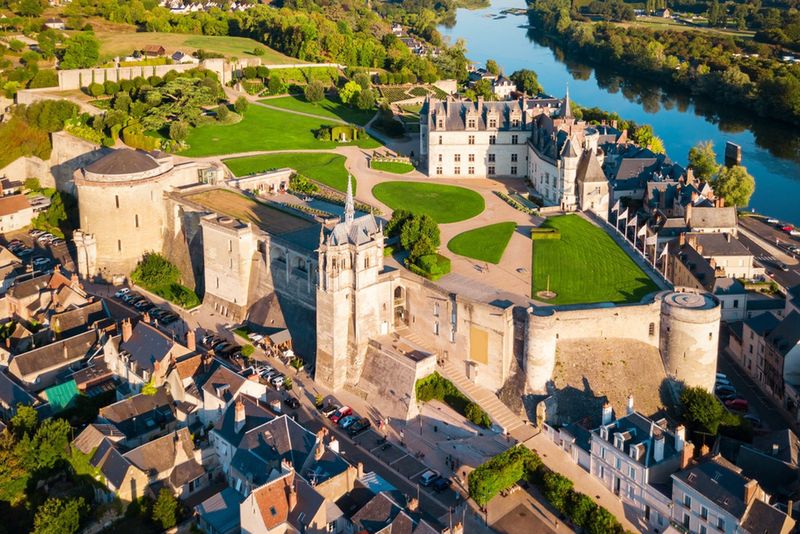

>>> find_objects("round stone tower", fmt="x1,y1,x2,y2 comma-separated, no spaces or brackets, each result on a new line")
525,308,559,393
659,288,721,392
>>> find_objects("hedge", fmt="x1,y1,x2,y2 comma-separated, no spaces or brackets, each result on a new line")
409,253,451,281
530,227,561,240
122,126,161,151
415,372,491,428
468,446,541,506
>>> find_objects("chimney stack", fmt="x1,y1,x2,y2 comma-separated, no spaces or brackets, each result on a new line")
679,233,686,247
356,462,364,479
121,318,132,342
743,479,758,505
680,441,695,470
186,330,196,351
788,500,794,519
315,428,327,461
288,483,297,511
234,398,246,434
719,197,725,208
63,343,69,360
328,437,340,453
408,498,419,512
142,311,150,324
675,424,686,452
653,431,665,463
626,394,634,416
601,402,613,426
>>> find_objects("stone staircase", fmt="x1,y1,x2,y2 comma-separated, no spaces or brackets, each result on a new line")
438,359,536,443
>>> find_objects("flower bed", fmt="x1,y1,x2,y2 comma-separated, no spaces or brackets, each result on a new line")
495,191,537,215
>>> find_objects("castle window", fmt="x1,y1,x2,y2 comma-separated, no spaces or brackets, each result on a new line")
511,153,518,162
115,195,119,208
433,302,439,317
135,214,139,228
438,154,443,163
454,154,461,163
340,258,346,269
394,287,403,300
511,166,517,175
216,277,219,289
433,321,439,335
364,256,370,269
454,167,461,175
512,119,520,128
489,135,496,145
229,258,233,269
489,119,497,128
468,154,475,162
488,166,495,175
438,136,442,144
438,119,443,128
467,119,476,128
436,167,443,175
512,135,519,144
709,332,713,341
649,323,655,336
468,135,475,145
117,240,121,251
488,153,496,163
228,240,232,252
468,167,474,175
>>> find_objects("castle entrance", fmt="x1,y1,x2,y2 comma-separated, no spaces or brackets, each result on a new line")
393,286,407,327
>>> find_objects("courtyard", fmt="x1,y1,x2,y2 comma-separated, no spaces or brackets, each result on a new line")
531,214,659,305
223,152,352,192
447,222,517,265
372,182,485,223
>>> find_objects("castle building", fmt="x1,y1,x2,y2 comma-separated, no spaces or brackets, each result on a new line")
73,148,220,279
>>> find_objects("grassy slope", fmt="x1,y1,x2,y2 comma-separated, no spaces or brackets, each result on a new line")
260,95,376,125
532,214,658,305
447,222,517,264
371,160,414,174
223,152,352,192
180,106,381,157
372,182,485,223
94,31,298,63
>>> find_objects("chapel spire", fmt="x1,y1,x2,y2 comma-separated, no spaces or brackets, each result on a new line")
344,174,355,226
563,83,572,119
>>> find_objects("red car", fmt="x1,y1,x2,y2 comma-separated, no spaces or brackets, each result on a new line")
782,225,794,233
329,406,352,424
725,398,749,412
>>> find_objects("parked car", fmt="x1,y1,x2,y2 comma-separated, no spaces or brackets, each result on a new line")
330,406,352,424
114,288,131,298
338,414,359,429
767,218,780,224
716,377,732,387
743,414,762,427
725,398,749,411
270,374,285,388
248,333,264,342
348,417,371,436
716,372,728,380
32,257,50,268
51,238,65,246
16,247,33,257
29,229,44,237
420,470,439,487
716,384,736,395
778,263,790,272
323,405,341,418
432,477,452,492
717,392,739,402
284,397,300,409
134,299,152,309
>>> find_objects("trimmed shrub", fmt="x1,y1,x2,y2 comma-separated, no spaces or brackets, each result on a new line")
530,227,561,240
122,126,161,151
468,446,538,506
415,372,491,428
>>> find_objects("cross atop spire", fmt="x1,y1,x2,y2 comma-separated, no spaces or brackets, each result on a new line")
563,83,572,119
344,174,354,226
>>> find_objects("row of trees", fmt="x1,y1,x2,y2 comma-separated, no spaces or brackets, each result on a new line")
529,0,800,125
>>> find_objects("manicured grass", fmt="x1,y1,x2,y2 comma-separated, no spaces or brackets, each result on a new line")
260,95,376,125
532,214,659,305
223,152,352,192
372,182,485,223
448,222,517,264
180,106,381,157
371,160,414,174
94,31,298,62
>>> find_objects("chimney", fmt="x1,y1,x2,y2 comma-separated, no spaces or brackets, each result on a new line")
356,461,364,479
675,424,686,452
281,457,293,473
696,244,704,256
234,398,245,434
718,197,725,207
121,318,132,342
700,443,710,456
773,443,780,456
743,479,758,504
186,330,196,351
679,233,686,247
601,402,613,426
680,441,695,469
407,498,419,512
288,483,298,511
788,500,794,519
142,311,150,323
626,395,634,416
691,191,699,202
687,234,698,250
70,273,80,286
653,431,665,463
685,202,693,224
725,233,731,243
315,428,327,461
328,437,340,453
63,343,69,360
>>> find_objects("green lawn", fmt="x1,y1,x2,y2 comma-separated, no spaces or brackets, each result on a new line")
223,152,352,192
532,215,659,305
260,95,376,125
372,182,485,223
448,222,517,264
371,160,414,174
180,106,381,157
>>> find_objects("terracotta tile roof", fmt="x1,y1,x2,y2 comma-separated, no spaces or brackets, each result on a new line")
253,471,294,530
0,194,31,216
174,353,203,380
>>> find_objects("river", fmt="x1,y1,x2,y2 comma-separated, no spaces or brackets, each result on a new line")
439,0,800,225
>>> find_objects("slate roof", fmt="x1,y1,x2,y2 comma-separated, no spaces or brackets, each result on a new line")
576,150,606,184
195,487,242,534
0,370,36,408
213,394,272,447
594,412,679,468
351,492,408,534
690,233,751,257
325,214,380,246
120,322,184,375
202,364,246,404
752,429,800,466
123,427,194,477
85,149,159,176
673,455,753,519
766,312,800,358
712,277,746,296
10,329,98,378
740,499,795,534
51,300,108,338
239,414,317,472
689,207,737,229
744,312,781,337
72,423,125,454
169,459,205,488
98,388,175,440
91,438,134,489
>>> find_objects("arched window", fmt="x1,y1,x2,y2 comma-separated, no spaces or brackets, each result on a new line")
394,286,403,299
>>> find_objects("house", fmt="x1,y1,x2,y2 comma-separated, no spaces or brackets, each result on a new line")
685,205,738,235
0,178,22,196
89,437,150,502
43,17,66,30
50,299,110,339
0,369,40,419
72,422,125,455
738,312,781,388
0,194,34,233
171,50,199,64
195,487,243,534
8,329,101,392
655,8,671,17
142,45,166,57
5,270,88,322
492,75,516,100
764,311,800,403
671,454,794,534
734,429,800,500
590,399,687,531
97,388,177,447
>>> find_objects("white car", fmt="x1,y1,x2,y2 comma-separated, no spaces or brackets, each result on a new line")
114,287,131,298
767,218,780,224
271,375,285,387
248,333,264,342
32,257,49,268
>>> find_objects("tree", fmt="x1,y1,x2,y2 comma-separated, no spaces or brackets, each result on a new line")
681,386,736,435
400,213,440,255
688,141,719,181
88,83,105,97
61,33,100,69
510,69,542,95
304,80,325,103
10,404,38,438
152,488,178,530
339,80,362,105
353,72,371,91
234,96,249,113
355,89,375,111
169,121,189,143
486,59,501,75
216,104,230,122
30,418,71,471
631,125,665,154
267,75,285,95
33,497,86,534
17,0,44,17
541,472,573,512
713,165,755,207
131,253,180,288
386,209,412,237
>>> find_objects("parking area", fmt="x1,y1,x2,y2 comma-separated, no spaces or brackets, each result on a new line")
0,229,70,274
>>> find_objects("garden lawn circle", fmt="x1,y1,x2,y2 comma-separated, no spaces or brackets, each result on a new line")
370,160,414,174
447,222,517,264
531,214,659,305
372,182,485,223
223,152,352,192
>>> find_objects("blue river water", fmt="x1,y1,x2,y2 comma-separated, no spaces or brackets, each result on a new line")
439,0,800,225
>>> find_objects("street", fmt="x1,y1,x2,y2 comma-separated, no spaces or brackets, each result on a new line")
738,217,800,290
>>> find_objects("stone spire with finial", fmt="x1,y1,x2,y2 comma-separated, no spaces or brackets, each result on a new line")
563,83,572,119
344,174,355,226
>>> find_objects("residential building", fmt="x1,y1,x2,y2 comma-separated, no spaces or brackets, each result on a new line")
739,312,781,386
0,194,34,233
764,311,800,403
97,388,177,447
492,75,516,100
43,17,65,29
195,487,243,534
